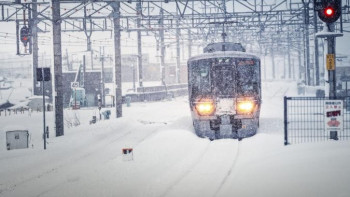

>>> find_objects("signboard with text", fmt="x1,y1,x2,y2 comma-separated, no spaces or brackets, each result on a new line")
326,54,335,70
324,100,343,135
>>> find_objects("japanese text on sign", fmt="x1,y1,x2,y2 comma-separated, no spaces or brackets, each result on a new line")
324,100,343,135
326,54,335,70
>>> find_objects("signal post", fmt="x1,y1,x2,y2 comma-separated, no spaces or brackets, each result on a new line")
314,0,342,99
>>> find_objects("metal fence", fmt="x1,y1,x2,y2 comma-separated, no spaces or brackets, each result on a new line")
284,96,350,145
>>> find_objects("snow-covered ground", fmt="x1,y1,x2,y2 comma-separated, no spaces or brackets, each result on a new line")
0,80,350,197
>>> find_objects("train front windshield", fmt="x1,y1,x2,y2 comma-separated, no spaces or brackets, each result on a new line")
189,57,260,97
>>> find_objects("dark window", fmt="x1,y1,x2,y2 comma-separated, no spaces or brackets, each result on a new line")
190,59,211,95
236,59,260,96
15,134,19,139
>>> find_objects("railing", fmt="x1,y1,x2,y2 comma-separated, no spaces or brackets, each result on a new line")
284,96,350,145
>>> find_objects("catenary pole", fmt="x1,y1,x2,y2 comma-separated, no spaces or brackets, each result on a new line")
51,0,64,136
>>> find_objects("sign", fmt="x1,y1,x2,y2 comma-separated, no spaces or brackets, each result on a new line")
324,100,343,136
326,54,335,70
71,82,79,88
36,68,51,81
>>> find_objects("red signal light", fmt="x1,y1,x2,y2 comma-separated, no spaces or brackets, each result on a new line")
325,7,334,17
23,36,28,41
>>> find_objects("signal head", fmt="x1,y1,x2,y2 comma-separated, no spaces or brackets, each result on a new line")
325,7,334,17
314,0,342,24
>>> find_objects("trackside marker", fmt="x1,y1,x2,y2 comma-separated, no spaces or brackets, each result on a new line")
122,148,133,161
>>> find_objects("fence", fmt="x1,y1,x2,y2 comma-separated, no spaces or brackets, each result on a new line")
284,96,350,145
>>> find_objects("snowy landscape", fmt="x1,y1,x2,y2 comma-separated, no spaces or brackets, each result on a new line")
1,79,350,197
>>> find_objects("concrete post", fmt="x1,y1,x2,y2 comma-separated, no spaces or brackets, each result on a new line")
111,2,122,118
32,0,38,96
51,0,64,136
137,1,143,87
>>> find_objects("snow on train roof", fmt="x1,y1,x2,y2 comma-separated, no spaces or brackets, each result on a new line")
188,51,260,62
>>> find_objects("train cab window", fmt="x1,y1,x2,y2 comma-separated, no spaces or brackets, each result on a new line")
236,59,260,96
189,59,211,95
212,58,235,96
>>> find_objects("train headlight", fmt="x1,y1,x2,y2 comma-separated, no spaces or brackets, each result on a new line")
237,100,255,114
195,99,215,116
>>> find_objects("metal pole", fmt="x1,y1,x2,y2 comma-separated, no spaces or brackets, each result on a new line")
32,0,38,96
83,55,86,88
101,46,105,106
42,68,46,150
16,20,19,55
284,96,288,145
188,29,192,58
51,0,64,136
303,1,311,85
298,48,302,81
176,15,181,84
287,31,291,79
111,2,122,118
91,49,94,70
314,9,320,85
28,4,32,54
292,58,295,80
66,49,72,71
283,48,286,79
327,24,337,99
137,1,143,87
271,46,276,79
132,63,136,91
160,9,165,86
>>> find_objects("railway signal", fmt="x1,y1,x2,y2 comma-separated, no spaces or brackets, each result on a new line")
20,26,30,46
314,0,342,24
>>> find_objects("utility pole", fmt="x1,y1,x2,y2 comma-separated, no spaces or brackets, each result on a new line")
31,0,38,96
91,50,94,70
313,8,320,85
302,0,311,85
160,9,165,85
66,49,72,71
188,29,192,58
287,31,291,79
298,48,302,81
100,46,105,106
176,15,181,84
137,1,143,87
82,55,86,88
327,24,337,99
41,68,46,150
111,2,122,118
271,46,276,79
51,0,64,136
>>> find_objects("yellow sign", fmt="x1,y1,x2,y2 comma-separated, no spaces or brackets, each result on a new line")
326,54,335,70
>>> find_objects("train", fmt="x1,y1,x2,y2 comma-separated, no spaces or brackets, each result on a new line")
187,42,261,140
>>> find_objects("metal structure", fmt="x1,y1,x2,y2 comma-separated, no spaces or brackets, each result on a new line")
284,96,350,145
1,0,350,136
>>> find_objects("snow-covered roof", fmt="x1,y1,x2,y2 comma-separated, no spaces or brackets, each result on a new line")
188,51,260,62
28,96,50,100
8,101,30,110
1,125,28,132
